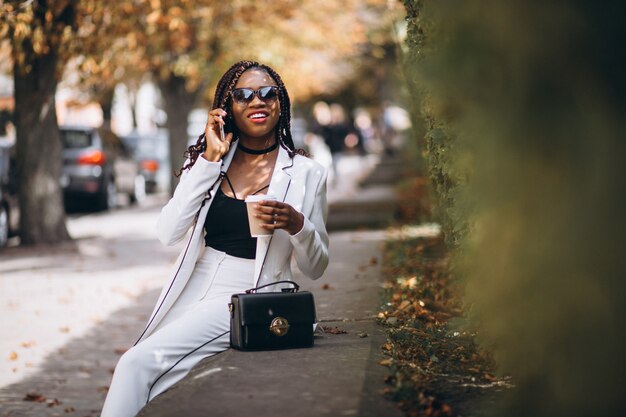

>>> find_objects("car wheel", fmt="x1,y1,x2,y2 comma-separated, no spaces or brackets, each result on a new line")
96,178,117,211
130,174,146,204
0,205,9,247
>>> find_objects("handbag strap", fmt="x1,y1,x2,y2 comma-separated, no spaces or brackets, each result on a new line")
245,280,300,294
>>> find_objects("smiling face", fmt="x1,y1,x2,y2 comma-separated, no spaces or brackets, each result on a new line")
231,68,281,144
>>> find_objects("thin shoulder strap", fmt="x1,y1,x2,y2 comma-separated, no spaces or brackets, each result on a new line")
252,184,270,195
221,172,238,199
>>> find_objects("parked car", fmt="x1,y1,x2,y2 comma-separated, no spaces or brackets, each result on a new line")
0,140,18,247
60,126,145,211
121,129,170,194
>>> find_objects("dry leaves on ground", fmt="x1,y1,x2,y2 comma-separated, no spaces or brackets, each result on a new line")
321,326,348,335
23,392,46,402
379,234,505,416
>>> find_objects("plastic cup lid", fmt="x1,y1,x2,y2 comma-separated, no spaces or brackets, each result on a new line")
244,194,276,203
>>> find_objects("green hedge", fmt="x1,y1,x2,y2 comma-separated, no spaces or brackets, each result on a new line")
402,1,626,416
402,0,468,248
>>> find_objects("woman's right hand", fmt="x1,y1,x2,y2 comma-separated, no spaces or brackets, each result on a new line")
203,109,234,162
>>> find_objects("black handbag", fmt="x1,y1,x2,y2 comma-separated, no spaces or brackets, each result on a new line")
229,280,316,351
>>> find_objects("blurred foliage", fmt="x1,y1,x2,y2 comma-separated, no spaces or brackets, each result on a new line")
0,0,78,74
2,0,404,110
402,1,626,416
379,235,503,416
55,0,403,106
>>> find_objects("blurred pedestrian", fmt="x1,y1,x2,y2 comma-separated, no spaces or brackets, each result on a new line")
101,60,329,417
312,102,351,186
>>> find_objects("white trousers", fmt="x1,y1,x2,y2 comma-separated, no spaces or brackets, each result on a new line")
101,247,255,417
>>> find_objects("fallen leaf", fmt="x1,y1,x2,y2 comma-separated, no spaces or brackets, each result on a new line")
321,283,331,290
64,407,75,413
423,300,447,313
434,312,452,322
20,341,36,348
321,326,347,335
357,332,369,338
324,326,347,334
8,351,18,361
46,398,61,407
484,373,497,381
369,257,378,265
379,358,393,366
23,392,46,402
59,327,70,333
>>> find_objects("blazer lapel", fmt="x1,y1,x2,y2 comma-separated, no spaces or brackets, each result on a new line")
253,146,293,286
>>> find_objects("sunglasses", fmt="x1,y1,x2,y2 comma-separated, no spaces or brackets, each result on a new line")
231,86,279,104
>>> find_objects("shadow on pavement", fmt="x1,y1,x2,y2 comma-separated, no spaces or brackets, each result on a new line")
0,289,159,417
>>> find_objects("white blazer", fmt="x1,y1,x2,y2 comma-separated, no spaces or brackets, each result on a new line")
135,144,329,344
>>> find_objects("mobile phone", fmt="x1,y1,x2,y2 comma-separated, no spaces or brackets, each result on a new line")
219,122,225,142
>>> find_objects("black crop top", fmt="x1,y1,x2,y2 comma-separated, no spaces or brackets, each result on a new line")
203,174,269,259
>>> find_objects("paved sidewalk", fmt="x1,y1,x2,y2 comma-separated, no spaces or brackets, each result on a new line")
139,229,403,417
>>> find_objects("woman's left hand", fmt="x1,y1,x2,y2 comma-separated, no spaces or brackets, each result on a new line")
255,200,304,235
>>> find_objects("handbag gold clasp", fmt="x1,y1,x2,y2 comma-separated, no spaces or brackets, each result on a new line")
269,317,290,336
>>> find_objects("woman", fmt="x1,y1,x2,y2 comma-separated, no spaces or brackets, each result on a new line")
101,61,329,417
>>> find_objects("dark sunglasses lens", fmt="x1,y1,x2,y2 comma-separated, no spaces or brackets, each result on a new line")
233,88,254,102
259,86,278,100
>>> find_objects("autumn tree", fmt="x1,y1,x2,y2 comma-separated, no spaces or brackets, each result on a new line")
0,0,77,245
75,1,248,192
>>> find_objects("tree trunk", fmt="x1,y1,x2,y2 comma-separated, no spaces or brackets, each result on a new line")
13,50,71,245
127,85,139,130
158,75,201,195
98,87,115,131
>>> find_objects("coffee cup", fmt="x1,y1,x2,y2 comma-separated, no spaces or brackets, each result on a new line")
245,194,277,237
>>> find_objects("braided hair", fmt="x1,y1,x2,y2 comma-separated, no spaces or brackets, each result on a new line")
180,60,305,174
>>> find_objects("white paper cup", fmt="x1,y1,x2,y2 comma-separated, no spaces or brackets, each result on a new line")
245,194,277,237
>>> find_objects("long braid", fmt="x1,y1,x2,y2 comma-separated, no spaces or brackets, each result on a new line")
179,60,304,174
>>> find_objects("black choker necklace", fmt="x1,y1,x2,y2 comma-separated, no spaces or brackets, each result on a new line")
237,140,278,155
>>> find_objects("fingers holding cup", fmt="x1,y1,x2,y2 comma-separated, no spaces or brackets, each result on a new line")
253,199,304,235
